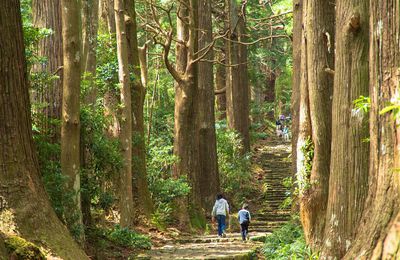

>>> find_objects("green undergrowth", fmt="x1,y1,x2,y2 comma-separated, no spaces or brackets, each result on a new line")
263,218,318,260
89,225,151,250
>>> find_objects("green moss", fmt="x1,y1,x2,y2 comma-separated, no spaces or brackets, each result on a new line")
5,235,45,260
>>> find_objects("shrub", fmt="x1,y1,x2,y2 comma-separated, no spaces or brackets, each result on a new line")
106,225,151,250
263,219,318,260
216,121,253,204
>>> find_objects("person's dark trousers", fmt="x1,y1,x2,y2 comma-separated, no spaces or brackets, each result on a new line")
216,215,226,236
240,221,249,240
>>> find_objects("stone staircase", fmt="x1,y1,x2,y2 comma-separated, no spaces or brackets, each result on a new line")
140,138,292,259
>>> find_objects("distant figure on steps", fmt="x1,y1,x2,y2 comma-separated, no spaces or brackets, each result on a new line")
238,203,251,241
211,194,230,238
283,125,290,141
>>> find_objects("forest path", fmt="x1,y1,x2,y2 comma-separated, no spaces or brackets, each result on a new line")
140,137,292,259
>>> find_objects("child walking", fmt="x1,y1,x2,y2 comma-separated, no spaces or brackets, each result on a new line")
238,203,251,241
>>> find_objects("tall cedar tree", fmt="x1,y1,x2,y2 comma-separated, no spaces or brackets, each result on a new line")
197,0,220,210
225,0,251,152
114,0,135,227
125,0,154,217
32,0,63,138
322,0,370,257
61,0,84,239
0,1,87,258
344,0,400,258
299,0,335,249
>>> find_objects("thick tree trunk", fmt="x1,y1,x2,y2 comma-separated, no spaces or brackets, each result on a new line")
125,0,153,218
0,2,87,258
344,1,400,258
299,0,335,249
32,0,63,138
322,0,370,257
114,0,135,227
172,1,198,229
225,0,250,152
197,0,220,211
61,0,84,239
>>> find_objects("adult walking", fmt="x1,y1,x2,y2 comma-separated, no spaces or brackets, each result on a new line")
211,194,230,237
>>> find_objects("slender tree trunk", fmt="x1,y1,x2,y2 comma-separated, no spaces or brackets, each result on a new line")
32,0,63,139
125,0,153,217
81,0,99,227
264,71,276,104
114,0,135,227
138,44,148,88
226,0,250,152
82,0,99,103
0,2,87,258
322,0,370,257
197,0,220,210
215,51,227,120
344,1,400,258
291,0,302,211
100,0,116,34
61,0,84,240
299,0,335,249
296,9,312,242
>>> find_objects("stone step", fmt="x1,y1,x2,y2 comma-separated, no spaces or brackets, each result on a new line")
138,240,263,259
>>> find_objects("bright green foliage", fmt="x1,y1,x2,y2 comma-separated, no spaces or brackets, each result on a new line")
216,121,252,204
297,137,314,194
106,225,151,250
80,104,123,212
4,235,45,260
280,176,294,209
263,219,319,260
353,95,371,114
96,33,119,94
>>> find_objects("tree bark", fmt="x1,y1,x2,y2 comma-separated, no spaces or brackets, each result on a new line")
32,0,63,139
61,0,84,239
322,0,370,257
291,0,302,212
225,0,250,152
296,5,313,242
299,0,335,249
100,0,116,34
197,0,220,210
0,2,88,258
344,0,400,258
114,0,135,227
215,51,227,120
125,0,154,218
172,0,198,229
82,0,99,104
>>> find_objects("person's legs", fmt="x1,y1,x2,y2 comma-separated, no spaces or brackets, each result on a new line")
240,223,246,240
220,215,226,236
216,215,223,236
244,222,249,240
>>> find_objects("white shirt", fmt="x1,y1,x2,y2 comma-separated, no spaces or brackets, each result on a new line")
212,198,230,216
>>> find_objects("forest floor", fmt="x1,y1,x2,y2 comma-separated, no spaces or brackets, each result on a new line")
139,136,292,259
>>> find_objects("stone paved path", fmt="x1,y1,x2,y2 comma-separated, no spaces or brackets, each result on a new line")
141,138,291,259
